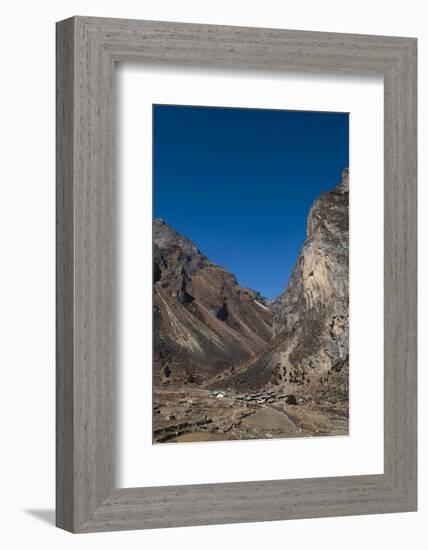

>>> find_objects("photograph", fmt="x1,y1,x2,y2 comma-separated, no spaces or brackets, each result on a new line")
152,104,349,443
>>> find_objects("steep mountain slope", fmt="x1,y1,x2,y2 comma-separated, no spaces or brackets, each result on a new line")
153,219,272,386
220,169,349,399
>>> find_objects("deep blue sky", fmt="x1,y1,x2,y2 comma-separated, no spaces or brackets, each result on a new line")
153,105,348,299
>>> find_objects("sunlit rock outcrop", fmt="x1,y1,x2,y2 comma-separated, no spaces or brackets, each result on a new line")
222,169,349,401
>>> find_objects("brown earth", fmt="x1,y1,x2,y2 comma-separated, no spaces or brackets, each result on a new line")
153,387,348,443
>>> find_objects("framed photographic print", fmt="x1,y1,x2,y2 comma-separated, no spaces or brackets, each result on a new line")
56,16,417,532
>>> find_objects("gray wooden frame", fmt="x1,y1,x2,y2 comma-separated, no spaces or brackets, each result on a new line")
56,16,417,533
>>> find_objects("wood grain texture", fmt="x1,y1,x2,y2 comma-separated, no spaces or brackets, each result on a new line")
56,16,417,533
56,17,75,531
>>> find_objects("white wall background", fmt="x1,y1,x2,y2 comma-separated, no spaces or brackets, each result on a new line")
0,1,424,548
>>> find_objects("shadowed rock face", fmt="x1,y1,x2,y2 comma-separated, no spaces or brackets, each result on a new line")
221,169,349,398
153,219,273,386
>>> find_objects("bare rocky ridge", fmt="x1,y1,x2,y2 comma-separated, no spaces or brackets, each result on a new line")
153,169,349,442
223,168,349,395
153,219,273,387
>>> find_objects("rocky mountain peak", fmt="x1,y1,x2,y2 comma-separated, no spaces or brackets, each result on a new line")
221,169,349,397
153,219,273,386
336,167,349,193
154,218,203,259
274,169,349,336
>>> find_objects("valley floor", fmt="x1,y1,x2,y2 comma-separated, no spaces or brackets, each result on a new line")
153,387,348,443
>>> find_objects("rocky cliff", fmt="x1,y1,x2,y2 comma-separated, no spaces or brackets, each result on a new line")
153,219,273,386
221,169,349,400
